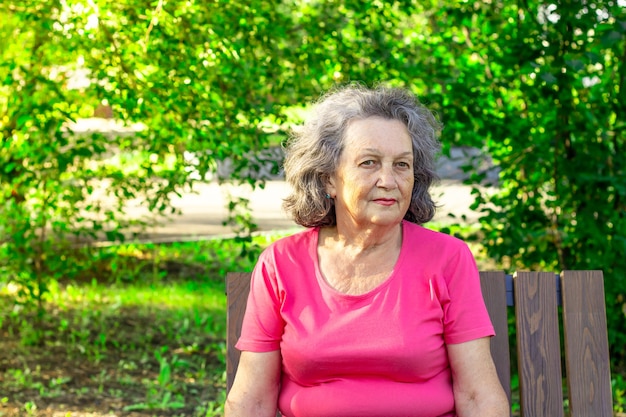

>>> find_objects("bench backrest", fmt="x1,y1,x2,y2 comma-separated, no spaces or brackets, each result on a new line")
226,270,613,416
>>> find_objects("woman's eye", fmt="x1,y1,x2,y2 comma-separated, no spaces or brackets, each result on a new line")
396,162,410,168
361,160,375,166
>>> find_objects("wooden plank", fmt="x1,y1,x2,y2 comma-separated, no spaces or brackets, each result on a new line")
561,270,613,417
505,273,514,307
226,272,252,393
480,271,512,408
514,272,564,417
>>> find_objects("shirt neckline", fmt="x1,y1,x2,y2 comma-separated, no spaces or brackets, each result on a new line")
312,221,409,299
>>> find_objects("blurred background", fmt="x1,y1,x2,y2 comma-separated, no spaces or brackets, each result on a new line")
1,1,625,415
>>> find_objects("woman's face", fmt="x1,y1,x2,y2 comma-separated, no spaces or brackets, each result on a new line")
327,117,414,230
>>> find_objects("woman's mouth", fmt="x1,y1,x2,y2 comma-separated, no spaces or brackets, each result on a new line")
374,198,396,206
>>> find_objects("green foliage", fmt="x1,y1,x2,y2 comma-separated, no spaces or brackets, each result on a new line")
0,0,296,304
418,1,626,368
614,374,626,413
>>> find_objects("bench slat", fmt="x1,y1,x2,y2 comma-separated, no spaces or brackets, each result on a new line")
480,271,512,404
515,271,565,417
561,270,613,417
226,271,251,393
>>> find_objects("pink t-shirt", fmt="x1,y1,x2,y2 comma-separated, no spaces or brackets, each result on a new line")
236,221,494,417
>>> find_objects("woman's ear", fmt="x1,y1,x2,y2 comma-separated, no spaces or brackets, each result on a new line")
324,174,336,199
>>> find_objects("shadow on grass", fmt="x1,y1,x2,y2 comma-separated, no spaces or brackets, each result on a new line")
0,262,232,417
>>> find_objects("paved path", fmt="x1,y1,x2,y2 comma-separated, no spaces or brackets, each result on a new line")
129,179,487,243
71,122,496,243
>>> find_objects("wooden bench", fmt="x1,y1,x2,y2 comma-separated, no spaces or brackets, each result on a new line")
226,270,613,416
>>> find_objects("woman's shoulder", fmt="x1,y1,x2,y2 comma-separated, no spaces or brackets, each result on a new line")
255,228,318,281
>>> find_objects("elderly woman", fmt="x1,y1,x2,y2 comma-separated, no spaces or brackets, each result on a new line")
225,85,509,417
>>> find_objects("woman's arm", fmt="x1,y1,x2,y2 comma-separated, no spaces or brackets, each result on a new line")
448,337,510,417
224,350,281,417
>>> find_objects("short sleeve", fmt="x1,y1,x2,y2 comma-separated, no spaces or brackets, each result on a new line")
235,249,284,352
439,243,495,345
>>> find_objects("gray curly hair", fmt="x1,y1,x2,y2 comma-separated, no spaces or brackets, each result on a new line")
282,84,442,227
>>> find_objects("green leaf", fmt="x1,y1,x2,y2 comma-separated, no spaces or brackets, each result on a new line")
3,162,16,173
601,30,623,47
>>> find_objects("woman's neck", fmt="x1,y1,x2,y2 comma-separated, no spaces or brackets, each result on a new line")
322,221,403,254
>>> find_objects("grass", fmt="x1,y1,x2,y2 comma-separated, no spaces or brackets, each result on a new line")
0,234,275,417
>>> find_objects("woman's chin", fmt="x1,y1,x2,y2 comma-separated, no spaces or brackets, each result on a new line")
366,215,404,228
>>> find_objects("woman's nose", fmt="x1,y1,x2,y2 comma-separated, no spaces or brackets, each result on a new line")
376,165,397,189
